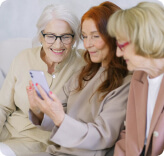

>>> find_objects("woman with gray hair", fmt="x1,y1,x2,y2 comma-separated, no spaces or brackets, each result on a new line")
107,2,164,156
0,4,85,156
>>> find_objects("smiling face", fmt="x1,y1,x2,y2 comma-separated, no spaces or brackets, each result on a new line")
40,19,74,65
82,19,109,68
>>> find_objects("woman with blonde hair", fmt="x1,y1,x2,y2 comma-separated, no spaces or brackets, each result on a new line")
108,2,164,156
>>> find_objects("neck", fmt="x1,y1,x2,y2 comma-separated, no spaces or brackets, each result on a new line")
146,58,164,78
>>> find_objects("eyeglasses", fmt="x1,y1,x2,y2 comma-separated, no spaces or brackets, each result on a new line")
41,31,74,45
116,41,129,51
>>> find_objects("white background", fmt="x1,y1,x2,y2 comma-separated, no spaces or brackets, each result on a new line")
0,0,162,43
0,0,163,77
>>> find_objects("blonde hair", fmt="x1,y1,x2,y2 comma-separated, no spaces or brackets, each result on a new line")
107,2,164,58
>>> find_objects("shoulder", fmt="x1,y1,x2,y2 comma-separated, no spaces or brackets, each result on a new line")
16,47,40,58
10,47,41,71
131,71,147,82
104,74,132,100
122,74,132,85
14,47,41,62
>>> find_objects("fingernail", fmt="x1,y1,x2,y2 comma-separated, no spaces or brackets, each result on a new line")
49,91,52,94
36,83,38,86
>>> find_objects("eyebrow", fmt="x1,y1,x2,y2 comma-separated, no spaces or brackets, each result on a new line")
82,31,99,35
43,31,73,35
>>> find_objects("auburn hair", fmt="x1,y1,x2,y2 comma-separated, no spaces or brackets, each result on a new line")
77,1,128,101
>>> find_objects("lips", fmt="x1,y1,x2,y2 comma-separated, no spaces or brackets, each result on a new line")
89,51,97,54
50,48,64,55
124,59,129,63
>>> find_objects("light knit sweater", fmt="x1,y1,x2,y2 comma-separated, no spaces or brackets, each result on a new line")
0,46,85,156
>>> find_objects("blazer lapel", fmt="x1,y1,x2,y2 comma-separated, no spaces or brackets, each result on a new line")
133,73,148,150
145,76,164,153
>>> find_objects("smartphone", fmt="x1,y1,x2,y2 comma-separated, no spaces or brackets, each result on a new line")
29,70,50,99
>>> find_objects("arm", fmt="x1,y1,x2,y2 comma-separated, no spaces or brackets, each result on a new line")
114,130,126,156
0,60,16,134
49,76,131,150
114,75,135,156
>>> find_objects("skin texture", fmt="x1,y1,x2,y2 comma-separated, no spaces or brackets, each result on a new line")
40,19,74,74
82,19,109,68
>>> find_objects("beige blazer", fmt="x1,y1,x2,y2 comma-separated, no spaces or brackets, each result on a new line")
114,71,164,156
30,69,132,156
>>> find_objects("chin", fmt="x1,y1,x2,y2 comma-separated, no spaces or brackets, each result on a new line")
127,66,134,71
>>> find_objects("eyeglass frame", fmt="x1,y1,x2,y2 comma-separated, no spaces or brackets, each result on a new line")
116,41,129,51
41,31,75,45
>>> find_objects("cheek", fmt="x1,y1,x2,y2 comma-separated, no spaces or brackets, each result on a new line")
65,44,72,52
96,41,106,50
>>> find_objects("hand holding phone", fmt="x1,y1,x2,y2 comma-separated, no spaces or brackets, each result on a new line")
29,70,50,99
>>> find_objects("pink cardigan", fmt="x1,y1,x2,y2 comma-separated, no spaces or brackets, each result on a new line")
114,71,164,156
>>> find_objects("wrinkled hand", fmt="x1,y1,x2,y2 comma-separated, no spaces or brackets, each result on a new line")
27,81,65,127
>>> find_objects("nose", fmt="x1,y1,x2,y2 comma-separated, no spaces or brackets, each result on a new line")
51,37,62,47
116,47,124,57
84,37,93,49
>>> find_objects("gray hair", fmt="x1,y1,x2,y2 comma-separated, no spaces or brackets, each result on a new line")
33,4,80,51
107,2,164,58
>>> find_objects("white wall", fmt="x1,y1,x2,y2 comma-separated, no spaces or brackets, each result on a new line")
0,0,162,86
0,0,161,43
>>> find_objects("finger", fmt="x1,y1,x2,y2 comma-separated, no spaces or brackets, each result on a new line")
36,83,50,101
49,91,61,103
26,85,33,93
29,80,34,87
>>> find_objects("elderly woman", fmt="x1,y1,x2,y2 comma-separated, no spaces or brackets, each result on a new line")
27,1,131,156
107,2,164,156
0,4,85,156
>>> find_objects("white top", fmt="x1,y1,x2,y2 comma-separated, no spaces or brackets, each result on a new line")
145,74,164,144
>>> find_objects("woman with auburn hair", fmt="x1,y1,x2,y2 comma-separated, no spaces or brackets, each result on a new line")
27,1,131,156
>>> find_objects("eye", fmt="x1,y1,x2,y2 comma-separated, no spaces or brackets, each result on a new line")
93,35,100,38
81,35,87,40
62,35,71,39
46,35,55,39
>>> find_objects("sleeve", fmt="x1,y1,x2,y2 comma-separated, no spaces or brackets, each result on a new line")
49,77,131,150
29,109,57,132
0,60,16,134
114,75,134,156
114,130,126,156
